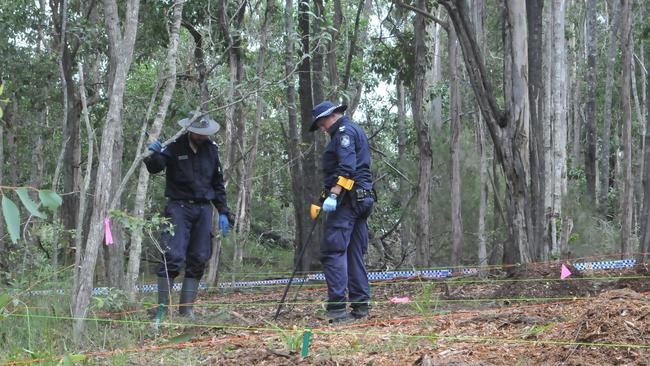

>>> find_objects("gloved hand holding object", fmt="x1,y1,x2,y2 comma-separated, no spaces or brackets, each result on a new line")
219,213,229,236
322,193,338,212
148,140,162,153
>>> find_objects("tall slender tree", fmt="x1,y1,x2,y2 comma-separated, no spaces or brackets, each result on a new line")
412,0,435,266
550,0,568,256
72,0,140,341
584,0,598,203
600,0,620,213
620,0,633,258
449,23,463,266
527,0,545,260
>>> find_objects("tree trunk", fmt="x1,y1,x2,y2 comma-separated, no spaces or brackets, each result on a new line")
527,0,545,260
631,38,644,235
125,0,183,300
73,62,94,306
326,0,342,100
543,0,553,255
473,0,488,268
412,0,434,267
503,0,533,264
600,0,620,212
72,0,140,342
217,0,246,273
620,0,633,258
639,54,650,263
437,0,532,264
282,0,307,274
297,1,322,272
397,78,413,265
105,127,125,288
313,0,326,105
584,0,597,203
449,24,463,266
569,18,582,172
431,7,444,133
551,0,568,256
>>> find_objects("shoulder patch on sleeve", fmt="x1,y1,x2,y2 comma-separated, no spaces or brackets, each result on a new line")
338,125,346,132
340,135,351,148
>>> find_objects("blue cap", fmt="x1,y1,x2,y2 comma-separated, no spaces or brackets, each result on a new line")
309,101,347,131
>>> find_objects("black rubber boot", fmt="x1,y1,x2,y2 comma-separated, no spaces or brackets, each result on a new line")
350,304,369,319
154,277,173,318
179,277,200,318
325,308,354,323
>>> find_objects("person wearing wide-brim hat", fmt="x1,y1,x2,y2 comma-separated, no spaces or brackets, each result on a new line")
310,100,376,323
143,112,230,319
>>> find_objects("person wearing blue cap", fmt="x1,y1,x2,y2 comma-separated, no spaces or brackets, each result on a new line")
144,113,230,318
310,100,376,322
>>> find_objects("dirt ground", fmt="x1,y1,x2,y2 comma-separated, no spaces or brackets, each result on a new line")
131,263,650,365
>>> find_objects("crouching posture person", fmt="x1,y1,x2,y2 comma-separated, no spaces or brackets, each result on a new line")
144,113,230,318
310,101,376,323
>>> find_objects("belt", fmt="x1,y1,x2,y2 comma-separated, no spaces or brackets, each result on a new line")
171,199,209,205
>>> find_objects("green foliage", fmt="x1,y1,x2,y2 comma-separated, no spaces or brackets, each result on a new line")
1,195,21,244
0,188,62,244
91,289,132,313
109,210,174,237
411,282,439,320
279,326,302,354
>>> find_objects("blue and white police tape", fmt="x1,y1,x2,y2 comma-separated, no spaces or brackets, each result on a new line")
17,258,639,296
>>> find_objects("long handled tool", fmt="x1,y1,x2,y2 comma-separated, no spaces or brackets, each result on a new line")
273,208,322,321
273,178,354,321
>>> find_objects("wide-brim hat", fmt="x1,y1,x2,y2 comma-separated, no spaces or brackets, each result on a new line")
309,101,347,132
177,113,220,135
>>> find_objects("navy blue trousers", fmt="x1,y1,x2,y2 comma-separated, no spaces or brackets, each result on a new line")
320,196,374,310
157,200,213,280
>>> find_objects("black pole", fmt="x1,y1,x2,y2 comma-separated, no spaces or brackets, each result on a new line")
273,211,321,321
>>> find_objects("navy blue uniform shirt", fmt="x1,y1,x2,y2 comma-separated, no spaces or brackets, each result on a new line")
322,116,373,191
144,133,229,214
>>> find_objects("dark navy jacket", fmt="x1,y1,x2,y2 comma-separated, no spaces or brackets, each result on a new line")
322,116,373,191
144,133,229,214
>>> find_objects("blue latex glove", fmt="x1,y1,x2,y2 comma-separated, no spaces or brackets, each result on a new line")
148,140,162,153
322,194,338,212
219,213,229,236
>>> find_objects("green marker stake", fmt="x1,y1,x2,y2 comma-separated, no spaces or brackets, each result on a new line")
154,304,165,330
301,330,312,358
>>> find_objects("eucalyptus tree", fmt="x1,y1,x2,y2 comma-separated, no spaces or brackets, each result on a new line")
526,0,546,260
600,0,620,213
584,0,598,203
72,0,141,342
620,0,633,257
449,23,463,266
433,0,535,264
410,0,436,266
473,0,489,268
550,0,568,257
640,10,650,263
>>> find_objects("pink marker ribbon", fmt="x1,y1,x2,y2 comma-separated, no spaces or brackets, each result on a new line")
390,296,411,304
104,217,114,245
